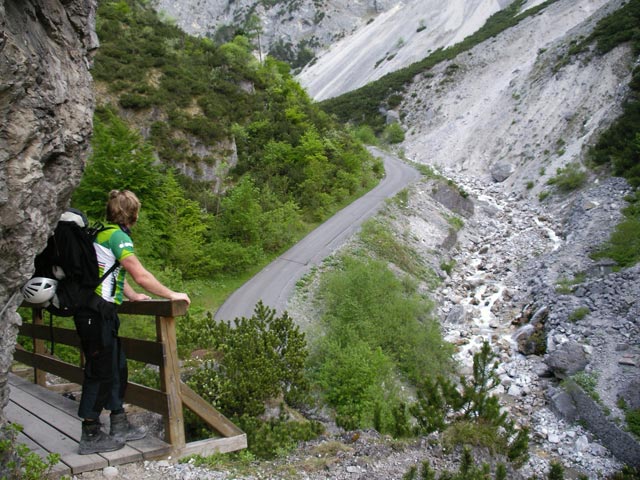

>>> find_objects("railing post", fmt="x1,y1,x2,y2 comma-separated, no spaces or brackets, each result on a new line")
156,311,185,451
32,308,46,386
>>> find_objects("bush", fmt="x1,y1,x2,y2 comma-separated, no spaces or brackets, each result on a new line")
234,413,324,459
403,449,508,480
626,408,640,439
308,254,452,432
547,162,588,192
359,219,431,279
312,339,396,430
315,255,452,385
568,307,590,322
352,124,379,145
0,424,60,480
591,216,640,267
548,461,565,480
383,122,405,144
184,303,309,425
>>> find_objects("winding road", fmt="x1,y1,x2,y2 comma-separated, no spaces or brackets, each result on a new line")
214,147,421,321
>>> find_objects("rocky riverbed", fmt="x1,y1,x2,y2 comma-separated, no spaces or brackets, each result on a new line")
428,171,638,478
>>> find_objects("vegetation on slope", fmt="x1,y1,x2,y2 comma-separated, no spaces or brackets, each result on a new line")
576,0,640,267
86,0,382,281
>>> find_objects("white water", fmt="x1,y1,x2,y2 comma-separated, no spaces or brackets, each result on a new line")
534,217,562,251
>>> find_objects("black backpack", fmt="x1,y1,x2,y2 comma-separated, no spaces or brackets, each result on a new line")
33,208,118,317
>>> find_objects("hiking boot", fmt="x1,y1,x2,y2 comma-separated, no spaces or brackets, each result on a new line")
79,421,124,455
109,412,147,442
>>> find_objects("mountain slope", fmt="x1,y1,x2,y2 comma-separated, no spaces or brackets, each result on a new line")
298,0,520,100
400,0,632,194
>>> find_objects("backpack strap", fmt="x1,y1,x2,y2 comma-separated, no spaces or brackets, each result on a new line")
98,261,119,285
99,260,120,298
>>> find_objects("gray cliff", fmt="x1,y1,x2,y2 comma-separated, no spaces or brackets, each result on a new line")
0,0,97,424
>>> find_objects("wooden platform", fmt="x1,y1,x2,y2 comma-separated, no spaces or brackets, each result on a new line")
7,374,172,477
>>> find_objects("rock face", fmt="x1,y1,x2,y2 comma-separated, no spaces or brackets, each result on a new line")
0,0,97,424
150,0,396,67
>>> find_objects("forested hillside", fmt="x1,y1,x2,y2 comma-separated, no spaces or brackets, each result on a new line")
77,0,382,283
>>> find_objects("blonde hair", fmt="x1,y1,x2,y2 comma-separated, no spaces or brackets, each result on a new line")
106,190,141,226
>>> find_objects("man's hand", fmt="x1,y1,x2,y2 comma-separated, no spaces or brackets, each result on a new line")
128,292,151,302
169,292,191,306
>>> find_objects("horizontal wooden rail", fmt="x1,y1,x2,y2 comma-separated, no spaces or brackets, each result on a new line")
17,323,164,365
16,299,246,456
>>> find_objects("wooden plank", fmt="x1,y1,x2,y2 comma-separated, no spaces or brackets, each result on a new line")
18,324,164,365
120,337,164,365
9,384,165,470
19,323,81,347
179,435,247,458
5,401,107,474
10,373,80,418
21,299,188,317
128,435,172,460
118,299,188,317
11,354,168,416
98,445,143,466
9,374,170,464
180,381,244,437
9,386,81,440
157,315,185,448
11,362,168,417
124,382,169,417
15,431,72,478
13,349,84,384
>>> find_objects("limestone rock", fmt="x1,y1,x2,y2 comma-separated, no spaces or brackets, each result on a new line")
0,0,97,423
490,162,515,182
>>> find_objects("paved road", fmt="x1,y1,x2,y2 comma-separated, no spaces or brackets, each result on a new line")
214,147,421,321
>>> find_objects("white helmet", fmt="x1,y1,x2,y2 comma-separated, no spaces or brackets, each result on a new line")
21,277,58,305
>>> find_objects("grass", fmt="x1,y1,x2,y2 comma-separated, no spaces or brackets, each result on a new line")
568,307,590,322
572,371,600,402
555,272,586,294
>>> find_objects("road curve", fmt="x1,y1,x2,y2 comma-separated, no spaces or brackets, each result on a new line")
214,147,421,322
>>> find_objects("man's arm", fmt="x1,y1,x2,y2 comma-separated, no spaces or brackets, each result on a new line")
123,279,151,302
120,254,191,305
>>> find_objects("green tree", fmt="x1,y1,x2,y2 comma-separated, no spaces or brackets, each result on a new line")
218,176,263,246
155,172,209,277
73,107,163,220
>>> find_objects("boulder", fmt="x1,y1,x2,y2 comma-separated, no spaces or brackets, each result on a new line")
545,341,589,379
490,162,515,182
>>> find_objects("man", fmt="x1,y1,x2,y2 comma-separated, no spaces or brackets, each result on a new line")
76,189,191,455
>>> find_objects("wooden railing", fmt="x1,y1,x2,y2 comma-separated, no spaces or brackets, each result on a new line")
15,299,246,457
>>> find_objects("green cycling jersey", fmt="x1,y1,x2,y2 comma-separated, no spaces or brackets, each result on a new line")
93,224,134,305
